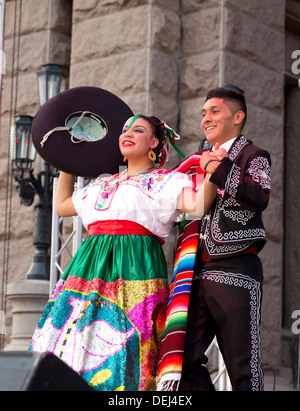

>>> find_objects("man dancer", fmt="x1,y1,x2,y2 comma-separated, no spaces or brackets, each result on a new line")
179,85,271,391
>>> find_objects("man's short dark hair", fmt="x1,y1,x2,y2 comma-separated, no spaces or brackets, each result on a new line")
206,84,247,130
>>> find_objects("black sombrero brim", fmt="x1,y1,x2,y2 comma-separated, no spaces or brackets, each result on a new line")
32,86,133,177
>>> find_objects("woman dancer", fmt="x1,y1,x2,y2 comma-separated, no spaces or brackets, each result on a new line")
30,114,216,391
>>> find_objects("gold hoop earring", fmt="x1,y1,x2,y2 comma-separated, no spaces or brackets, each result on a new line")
148,149,156,162
123,156,127,162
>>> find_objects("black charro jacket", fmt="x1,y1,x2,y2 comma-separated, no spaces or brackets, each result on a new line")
200,134,271,259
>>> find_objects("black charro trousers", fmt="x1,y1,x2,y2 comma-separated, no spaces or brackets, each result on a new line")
179,254,264,391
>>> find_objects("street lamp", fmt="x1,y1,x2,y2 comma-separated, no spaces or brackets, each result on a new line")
10,64,64,280
37,63,64,106
10,114,54,280
10,115,36,174
11,115,36,207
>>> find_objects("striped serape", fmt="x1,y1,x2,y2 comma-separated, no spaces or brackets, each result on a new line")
157,153,204,390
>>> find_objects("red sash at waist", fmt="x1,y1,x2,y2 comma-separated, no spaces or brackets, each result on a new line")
87,220,165,245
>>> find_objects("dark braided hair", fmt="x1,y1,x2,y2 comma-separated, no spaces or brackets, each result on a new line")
138,115,166,164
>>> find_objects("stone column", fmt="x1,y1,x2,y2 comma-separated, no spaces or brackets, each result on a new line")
179,1,221,154
71,2,180,129
4,280,49,352
1,0,72,350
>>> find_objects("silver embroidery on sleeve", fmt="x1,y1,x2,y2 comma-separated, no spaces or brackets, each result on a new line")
248,157,271,190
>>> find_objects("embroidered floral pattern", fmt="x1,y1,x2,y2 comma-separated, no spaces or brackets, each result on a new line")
198,136,271,257
200,215,253,256
225,164,241,198
228,135,249,161
248,157,271,190
222,198,255,225
94,169,173,211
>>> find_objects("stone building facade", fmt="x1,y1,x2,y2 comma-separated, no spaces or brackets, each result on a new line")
0,0,299,386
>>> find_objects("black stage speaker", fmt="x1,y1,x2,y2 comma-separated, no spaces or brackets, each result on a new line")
0,352,94,391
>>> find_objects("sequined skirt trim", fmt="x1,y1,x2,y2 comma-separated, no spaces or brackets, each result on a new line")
29,233,169,391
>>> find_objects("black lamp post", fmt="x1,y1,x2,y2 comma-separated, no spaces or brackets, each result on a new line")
11,115,36,177
11,64,64,280
37,63,64,106
11,115,54,280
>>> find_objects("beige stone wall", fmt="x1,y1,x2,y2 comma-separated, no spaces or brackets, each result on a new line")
71,1,182,148
0,0,72,340
0,0,296,375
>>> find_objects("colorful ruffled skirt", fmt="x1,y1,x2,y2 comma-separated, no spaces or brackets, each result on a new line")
29,227,169,391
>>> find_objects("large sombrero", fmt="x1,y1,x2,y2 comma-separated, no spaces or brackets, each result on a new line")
32,86,134,177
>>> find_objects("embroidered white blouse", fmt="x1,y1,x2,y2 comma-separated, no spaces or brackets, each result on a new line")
72,168,193,237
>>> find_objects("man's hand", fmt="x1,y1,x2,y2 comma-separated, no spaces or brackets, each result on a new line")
210,143,228,161
199,143,228,174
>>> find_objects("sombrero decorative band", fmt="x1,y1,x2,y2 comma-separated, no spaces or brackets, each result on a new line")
40,110,93,147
